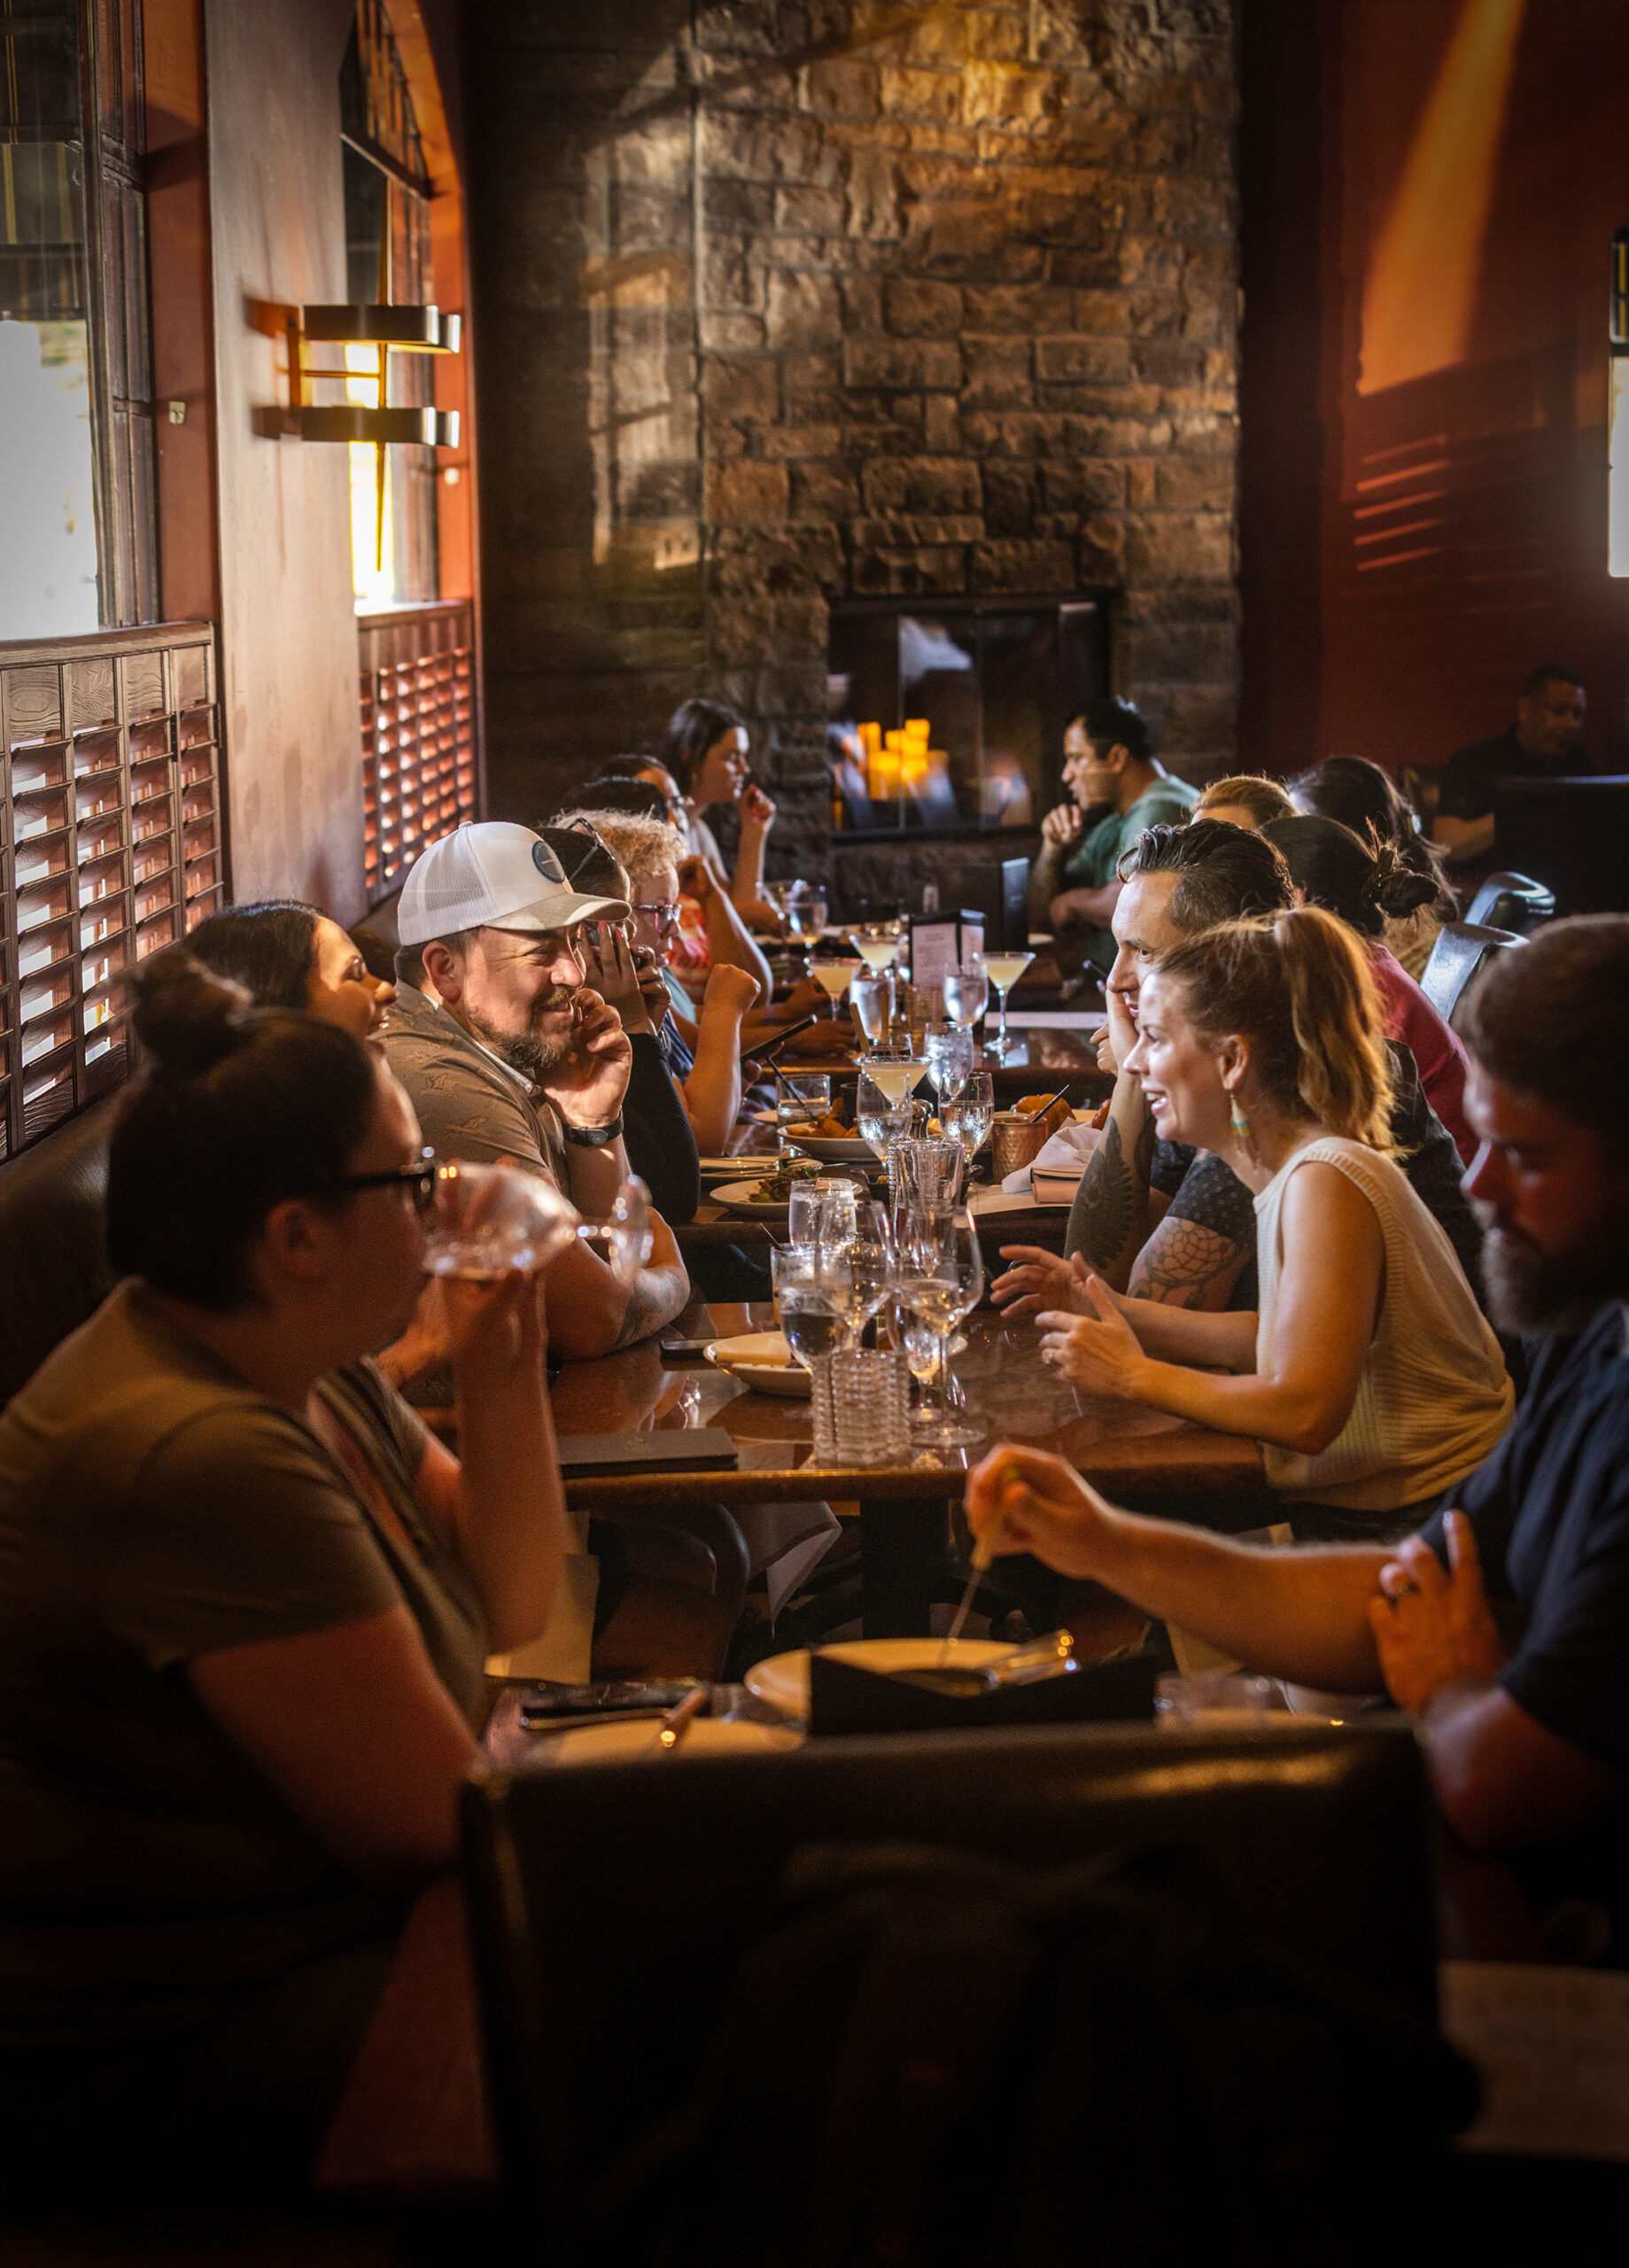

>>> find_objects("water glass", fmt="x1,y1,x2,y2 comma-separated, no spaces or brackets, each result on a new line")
788,1175,857,1254
941,964,989,1029
924,1022,974,1102
939,1071,995,1171
810,1348,911,1466
771,1244,853,1371
888,1135,965,1222
777,1069,832,1130
850,974,890,1054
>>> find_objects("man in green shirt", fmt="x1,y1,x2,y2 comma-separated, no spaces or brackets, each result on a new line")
1028,695,1198,973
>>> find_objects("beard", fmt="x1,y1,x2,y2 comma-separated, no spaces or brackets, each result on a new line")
465,988,578,1085
1481,1211,1629,1335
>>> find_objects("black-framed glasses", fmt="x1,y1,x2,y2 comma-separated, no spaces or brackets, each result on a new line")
323,1146,438,1219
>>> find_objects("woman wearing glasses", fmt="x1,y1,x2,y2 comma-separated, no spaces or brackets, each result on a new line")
0,954,565,2199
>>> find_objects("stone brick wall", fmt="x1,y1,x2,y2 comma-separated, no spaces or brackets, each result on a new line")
468,0,1239,878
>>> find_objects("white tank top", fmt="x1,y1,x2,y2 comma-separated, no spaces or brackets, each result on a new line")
1253,1137,1513,1511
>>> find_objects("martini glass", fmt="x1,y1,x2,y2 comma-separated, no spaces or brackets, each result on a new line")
809,957,860,1019
976,951,1035,1058
865,1056,927,1108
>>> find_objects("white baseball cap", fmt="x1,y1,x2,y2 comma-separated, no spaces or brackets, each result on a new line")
398,822,630,948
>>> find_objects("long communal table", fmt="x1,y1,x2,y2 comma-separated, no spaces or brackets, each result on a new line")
547,1301,1264,1641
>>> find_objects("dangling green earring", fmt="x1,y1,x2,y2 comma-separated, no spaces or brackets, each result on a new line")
1229,1095,1251,1140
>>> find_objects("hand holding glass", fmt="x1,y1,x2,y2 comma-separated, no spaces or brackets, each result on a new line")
424,1161,652,1285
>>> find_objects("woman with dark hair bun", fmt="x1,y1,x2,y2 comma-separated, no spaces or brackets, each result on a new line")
0,953,566,2202
188,897,397,1044
1289,756,1452,977
1028,907,1510,1542
1262,813,1476,1164
662,695,781,931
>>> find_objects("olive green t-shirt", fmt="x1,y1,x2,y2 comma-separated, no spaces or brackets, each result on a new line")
0,1283,487,2047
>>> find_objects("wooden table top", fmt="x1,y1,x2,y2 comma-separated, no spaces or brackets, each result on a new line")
548,1301,1264,1510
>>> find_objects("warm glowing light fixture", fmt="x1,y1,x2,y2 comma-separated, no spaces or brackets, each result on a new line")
1610,229,1629,578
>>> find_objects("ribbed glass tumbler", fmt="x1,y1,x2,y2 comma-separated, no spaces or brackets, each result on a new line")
809,1348,911,1466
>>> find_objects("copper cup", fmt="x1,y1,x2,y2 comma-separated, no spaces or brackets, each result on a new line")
989,1111,1050,1181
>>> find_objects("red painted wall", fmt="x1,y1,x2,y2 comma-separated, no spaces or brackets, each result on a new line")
1241,0,1629,781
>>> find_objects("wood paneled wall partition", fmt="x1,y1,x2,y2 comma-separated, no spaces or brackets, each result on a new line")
0,624,222,1160
358,599,476,903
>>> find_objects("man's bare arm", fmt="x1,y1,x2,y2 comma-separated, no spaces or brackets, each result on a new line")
1420,1684,1622,1852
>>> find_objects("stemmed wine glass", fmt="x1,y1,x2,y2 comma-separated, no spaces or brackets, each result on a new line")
856,1060,928,1179
896,1208,986,1449
938,1070,994,1174
974,950,1034,1058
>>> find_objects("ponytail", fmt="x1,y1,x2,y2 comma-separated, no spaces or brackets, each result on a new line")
1152,906,1396,1153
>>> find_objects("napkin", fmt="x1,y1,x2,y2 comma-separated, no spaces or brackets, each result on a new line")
1000,1119,1102,1196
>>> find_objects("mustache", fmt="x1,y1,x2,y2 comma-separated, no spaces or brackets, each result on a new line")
528,985,579,1023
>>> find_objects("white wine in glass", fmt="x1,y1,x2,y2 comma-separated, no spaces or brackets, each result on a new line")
976,951,1034,1057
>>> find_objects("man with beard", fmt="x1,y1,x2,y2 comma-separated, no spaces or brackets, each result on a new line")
969,919,1629,1932
385,822,691,1360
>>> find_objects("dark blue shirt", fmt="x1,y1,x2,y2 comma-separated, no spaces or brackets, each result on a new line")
1418,1302,1629,1777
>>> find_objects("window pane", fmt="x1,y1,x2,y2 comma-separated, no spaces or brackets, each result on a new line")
0,2,99,637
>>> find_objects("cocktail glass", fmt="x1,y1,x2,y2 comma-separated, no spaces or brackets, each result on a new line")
975,951,1035,1058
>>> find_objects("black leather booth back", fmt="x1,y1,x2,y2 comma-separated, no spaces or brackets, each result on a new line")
0,1097,120,1405
462,1720,1435,2241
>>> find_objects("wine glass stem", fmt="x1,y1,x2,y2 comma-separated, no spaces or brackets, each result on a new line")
936,1324,951,1423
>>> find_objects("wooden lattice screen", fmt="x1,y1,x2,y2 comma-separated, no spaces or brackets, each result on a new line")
0,624,222,1160
358,602,477,903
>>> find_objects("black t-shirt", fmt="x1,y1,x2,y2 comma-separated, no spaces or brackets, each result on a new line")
1416,1303,1629,1778
1438,729,1591,822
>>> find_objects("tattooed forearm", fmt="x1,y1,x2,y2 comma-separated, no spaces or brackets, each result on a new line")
611,1265,689,1349
1129,1217,1251,1309
1067,1115,1136,1272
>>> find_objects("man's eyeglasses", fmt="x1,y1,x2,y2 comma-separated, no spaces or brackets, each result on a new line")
323,1147,438,1219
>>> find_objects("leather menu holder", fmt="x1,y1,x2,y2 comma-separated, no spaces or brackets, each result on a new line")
555,1430,741,1478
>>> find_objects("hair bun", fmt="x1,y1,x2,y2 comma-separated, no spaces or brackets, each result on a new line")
132,951,253,1077
1367,839,1439,921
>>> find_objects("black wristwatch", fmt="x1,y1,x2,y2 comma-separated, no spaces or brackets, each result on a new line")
561,1113,624,1147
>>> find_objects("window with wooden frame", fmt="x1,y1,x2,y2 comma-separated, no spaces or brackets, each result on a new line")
0,0,159,638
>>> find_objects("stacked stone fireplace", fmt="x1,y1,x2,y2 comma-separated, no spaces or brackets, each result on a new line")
468,0,1240,889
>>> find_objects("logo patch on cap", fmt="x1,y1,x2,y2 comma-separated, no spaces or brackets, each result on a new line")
531,842,567,883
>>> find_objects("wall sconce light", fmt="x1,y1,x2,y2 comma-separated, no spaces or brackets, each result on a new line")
1610,229,1629,577
252,299,461,571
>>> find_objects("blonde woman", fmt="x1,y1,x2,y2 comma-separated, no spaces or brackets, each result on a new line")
1034,907,1511,1540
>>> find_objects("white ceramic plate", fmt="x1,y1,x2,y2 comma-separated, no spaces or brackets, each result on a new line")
531,1716,803,1766
746,1638,1012,1720
710,1177,809,1221
703,1332,811,1399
